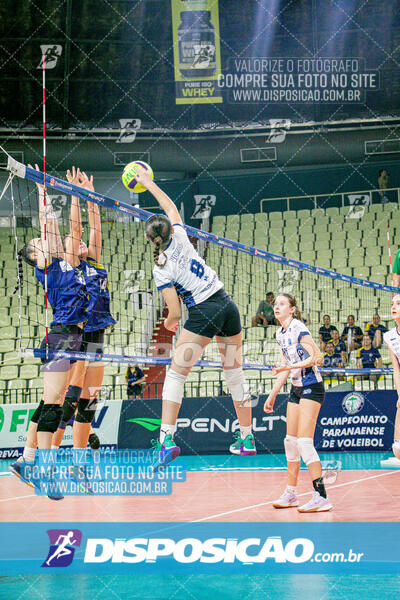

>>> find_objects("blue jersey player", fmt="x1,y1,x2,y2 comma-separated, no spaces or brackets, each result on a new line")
53,168,116,451
10,164,89,498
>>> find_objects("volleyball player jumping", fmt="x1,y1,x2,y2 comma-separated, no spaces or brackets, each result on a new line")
264,293,333,512
383,293,400,461
52,168,116,450
9,165,88,496
134,167,256,467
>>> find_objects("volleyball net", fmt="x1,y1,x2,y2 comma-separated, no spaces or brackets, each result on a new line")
2,156,399,393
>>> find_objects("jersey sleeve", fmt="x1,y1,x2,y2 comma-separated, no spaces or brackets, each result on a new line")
153,264,174,290
294,320,310,343
374,348,381,359
172,223,189,242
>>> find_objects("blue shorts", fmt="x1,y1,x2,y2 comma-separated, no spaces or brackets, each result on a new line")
40,324,83,372
184,289,242,339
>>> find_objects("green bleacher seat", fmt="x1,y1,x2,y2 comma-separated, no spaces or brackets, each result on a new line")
326,207,339,216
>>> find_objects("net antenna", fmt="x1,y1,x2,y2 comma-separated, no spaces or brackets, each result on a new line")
42,52,49,360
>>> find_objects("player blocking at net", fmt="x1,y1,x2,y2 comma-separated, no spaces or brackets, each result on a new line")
9,165,88,498
264,293,333,513
133,166,256,468
52,167,116,452
383,294,400,462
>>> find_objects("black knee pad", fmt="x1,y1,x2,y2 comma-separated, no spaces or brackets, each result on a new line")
75,398,97,424
30,400,44,424
37,404,63,434
88,432,100,449
59,396,79,429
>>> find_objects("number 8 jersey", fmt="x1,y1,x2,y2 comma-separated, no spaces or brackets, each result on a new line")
152,224,223,307
276,318,322,387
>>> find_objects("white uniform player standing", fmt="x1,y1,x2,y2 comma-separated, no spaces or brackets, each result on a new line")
264,293,333,513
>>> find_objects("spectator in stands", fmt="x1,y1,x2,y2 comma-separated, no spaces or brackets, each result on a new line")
322,341,344,384
378,169,389,204
318,314,338,351
356,333,382,388
330,329,347,365
323,342,344,369
252,292,276,327
341,315,363,352
365,313,387,349
125,365,146,399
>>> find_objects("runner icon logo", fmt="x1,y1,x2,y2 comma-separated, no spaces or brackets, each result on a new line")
41,529,82,568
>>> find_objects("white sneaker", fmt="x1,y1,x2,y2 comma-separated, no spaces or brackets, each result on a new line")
298,491,333,513
273,489,299,508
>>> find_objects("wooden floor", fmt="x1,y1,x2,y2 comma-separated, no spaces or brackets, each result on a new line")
1,469,399,522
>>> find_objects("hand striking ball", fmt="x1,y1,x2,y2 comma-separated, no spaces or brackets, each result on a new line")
121,161,153,193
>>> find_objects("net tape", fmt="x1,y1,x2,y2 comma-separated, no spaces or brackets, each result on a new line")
8,156,399,374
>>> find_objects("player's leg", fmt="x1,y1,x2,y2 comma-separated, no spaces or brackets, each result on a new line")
37,366,71,449
216,332,256,456
273,394,301,508
296,395,332,513
9,402,42,484
52,359,87,448
152,327,211,469
393,405,400,459
73,362,104,448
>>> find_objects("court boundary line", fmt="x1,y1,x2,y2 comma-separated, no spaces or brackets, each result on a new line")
191,470,400,522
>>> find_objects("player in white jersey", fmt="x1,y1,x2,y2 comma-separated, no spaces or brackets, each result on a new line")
134,168,256,468
264,293,333,513
383,293,400,460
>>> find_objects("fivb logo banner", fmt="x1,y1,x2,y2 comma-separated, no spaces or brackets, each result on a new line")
37,45,62,69
116,119,141,143
267,119,291,143
346,194,370,219
277,269,299,293
192,195,216,219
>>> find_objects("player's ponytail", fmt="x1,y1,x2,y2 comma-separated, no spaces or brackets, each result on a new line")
281,293,302,321
13,244,36,295
145,214,172,268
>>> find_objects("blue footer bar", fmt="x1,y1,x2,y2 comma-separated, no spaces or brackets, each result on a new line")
0,522,398,574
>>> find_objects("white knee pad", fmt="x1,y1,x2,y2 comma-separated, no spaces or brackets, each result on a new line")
393,440,400,460
298,437,320,466
162,369,187,405
284,435,300,462
224,367,250,404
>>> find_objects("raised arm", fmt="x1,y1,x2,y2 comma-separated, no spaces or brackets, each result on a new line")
30,164,63,263
79,171,101,261
64,167,82,267
133,168,183,226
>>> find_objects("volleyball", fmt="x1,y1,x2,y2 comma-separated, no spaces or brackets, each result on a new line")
122,161,154,193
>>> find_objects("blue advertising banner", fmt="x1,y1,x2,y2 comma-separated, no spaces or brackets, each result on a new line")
0,522,399,574
315,390,397,452
118,394,288,455
119,391,397,454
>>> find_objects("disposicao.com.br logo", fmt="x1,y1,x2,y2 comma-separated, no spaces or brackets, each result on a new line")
83,536,363,565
